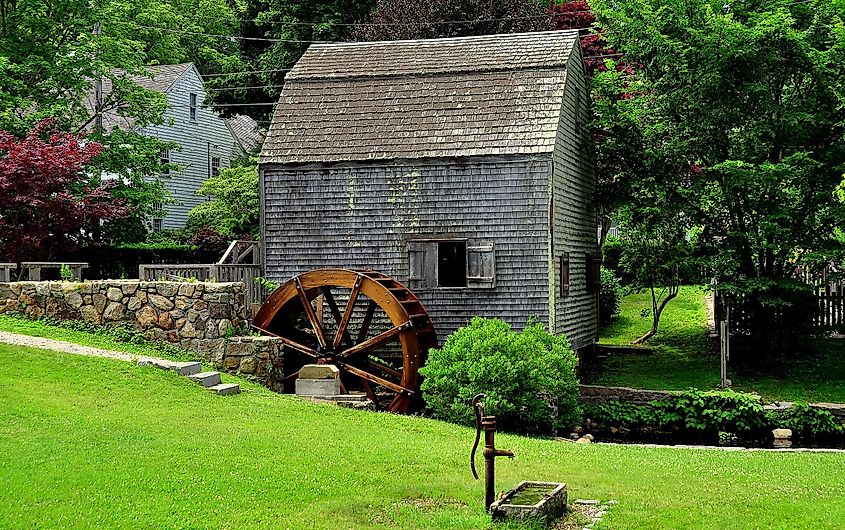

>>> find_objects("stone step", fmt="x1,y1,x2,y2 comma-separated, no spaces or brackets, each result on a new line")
172,362,202,376
189,371,221,387
208,383,240,396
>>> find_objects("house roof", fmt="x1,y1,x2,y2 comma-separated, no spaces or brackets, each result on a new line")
83,63,194,131
260,31,580,165
226,114,265,155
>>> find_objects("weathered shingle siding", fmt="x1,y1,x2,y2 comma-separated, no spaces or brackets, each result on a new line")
551,46,598,350
261,157,552,341
141,67,239,229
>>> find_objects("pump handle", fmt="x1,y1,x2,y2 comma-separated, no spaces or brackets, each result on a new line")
470,393,486,480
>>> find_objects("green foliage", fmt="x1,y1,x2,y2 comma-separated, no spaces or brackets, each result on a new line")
585,390,845,442
672,389,768,434
598,266,622,326
253,276,279,292
187,162,259,238
419,317,579,435
59,265,73,282
773,402,844,440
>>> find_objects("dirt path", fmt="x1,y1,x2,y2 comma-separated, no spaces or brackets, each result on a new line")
0,331,164,364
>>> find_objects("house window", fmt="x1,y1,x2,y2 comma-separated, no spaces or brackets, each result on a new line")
151,218,163,232
189,93,197,121
408,239,495,289
211,156,221,178
152,203,163,213
560,252,571,296
160,149,170,175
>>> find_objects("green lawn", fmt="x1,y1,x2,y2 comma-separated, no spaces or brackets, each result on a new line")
1,344,845,529
588,286,845,403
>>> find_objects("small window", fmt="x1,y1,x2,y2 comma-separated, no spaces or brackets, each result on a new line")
152,203,163,213
152,218,163,232
560,252,571,296
211,156,221,178
189,93,197,121
408,239,495,290
160,149,170,175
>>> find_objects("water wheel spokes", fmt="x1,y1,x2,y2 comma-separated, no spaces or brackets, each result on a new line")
252,269,437,413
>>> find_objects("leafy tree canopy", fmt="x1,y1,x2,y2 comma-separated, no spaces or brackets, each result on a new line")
187,158,259,238
0,119,125,261
590,0,845,356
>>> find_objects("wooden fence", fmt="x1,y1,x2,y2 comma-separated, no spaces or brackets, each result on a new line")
138,263,268,312
716,282,845,334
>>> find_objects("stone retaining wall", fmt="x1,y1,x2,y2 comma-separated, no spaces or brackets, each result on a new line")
0,280,283,389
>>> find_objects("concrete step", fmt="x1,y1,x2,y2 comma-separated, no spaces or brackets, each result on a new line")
189,371,221,387
172,362,202,376
208,383,240,396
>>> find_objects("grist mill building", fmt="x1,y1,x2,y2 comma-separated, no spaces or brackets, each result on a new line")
259,30,599,351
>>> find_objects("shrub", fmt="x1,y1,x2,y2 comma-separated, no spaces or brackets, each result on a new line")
598,266,622,326
773,402,844,440
585,389,769,436
419,317,579,435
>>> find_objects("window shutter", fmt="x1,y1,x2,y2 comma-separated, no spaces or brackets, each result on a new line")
560,253,571,296
408,241,436,289
467,243,495,289
586,252,602,291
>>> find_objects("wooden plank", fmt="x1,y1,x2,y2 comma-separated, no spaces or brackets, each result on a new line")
341,322,408,358
295,277,328,349
333,275,362,349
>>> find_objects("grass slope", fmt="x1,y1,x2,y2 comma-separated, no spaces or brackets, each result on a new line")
591,287,845,402
1,345,845,529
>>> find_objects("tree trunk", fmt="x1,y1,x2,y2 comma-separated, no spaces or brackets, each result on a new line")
632,284,680,344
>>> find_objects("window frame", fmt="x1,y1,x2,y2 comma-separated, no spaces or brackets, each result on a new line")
160,149,171,175
151,218,163,232
189,93,198,121
211,156,221,178
407,237,495,290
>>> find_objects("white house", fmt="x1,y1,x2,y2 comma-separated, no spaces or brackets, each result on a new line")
87,63,262,230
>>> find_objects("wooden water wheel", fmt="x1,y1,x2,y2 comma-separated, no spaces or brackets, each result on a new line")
252,269,437,413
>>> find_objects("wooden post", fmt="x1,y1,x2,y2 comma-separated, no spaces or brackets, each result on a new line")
719,306,731,388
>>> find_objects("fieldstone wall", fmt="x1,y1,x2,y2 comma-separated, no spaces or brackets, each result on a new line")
217,336,284,391
0,280,248,349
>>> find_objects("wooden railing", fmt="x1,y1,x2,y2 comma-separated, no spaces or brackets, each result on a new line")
138,263,268,312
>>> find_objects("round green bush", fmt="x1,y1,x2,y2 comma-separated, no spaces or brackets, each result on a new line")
598,266,622,326
419,317,579,435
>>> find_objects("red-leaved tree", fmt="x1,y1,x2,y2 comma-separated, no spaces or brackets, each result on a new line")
0,119,126,262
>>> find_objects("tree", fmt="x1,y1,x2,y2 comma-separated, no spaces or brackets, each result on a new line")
350,0,551,41
590,0,845,359
0,119,125,262
187,160,260,238
0,0,243,245
208,0,376,122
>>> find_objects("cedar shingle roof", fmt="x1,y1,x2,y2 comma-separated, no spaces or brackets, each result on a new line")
260,31,579,164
